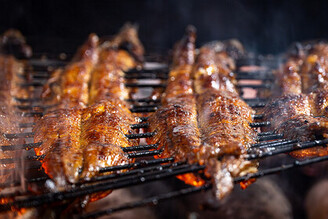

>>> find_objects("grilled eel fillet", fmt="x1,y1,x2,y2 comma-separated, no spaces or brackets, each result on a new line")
0,29,32,58
192,46,238,95
196,89,258,199
275,56,303,95
301,43,328,93
0,55,29,185
147,27,204,186
0,105,23,184
261,89,328,158
276,43,328,95
0,55,29,106
107,22,145,63
41,34,99,109
34,98,138,188
88,46,138,104
192,43,257,198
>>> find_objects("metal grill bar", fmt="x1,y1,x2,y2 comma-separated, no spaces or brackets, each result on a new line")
130,123,150,129
125,83,166,88
125,132,155,139
248,102,267,108
127,149,163,158
125,69,168,74
125,74,169,80
14,97,41,103
252,114,264,120
237,84,272,89
258,133,283,141
249,121,271,127
130,107,157,113
4,132,34,139
126,98,160,103
122,144,158,152
19,122,36,128
0,142,41,151
252,139,299,149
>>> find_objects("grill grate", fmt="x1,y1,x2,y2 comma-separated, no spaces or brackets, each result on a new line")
1,53,327,217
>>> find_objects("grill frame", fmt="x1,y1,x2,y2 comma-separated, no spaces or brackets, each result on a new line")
0,52,327,217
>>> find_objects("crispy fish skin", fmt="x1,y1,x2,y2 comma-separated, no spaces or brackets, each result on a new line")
42,34,99,109
193,43,257,199
192,47,238,95
80,99,137,181
89,49,130,105
34,98,137,187
301,43,328,93
196,89,258,199
34,109,83,186
262,90,328,158
147,27,204,186
275,57,303,95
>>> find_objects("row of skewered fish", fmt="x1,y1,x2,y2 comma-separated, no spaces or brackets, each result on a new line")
34,24,143,189
262,42,328,158
147,27,258,199
31,25,259,200
2,23,328,206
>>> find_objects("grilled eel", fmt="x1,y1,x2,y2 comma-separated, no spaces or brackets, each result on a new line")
108,22,145,64
0,55,28,184
275,42,328,95
300,43,328,93
147,26,204,186
0,55,29,106
0,105,24,185
0,29,32,58
41,33,99,109
261,89,328,158
194,44,257,199
275,56,303,95
34,98,137,188
88,43,141,104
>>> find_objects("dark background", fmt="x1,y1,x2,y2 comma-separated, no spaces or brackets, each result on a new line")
1,0,328,55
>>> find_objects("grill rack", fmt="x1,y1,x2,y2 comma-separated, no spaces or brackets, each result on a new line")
1,54,327,217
